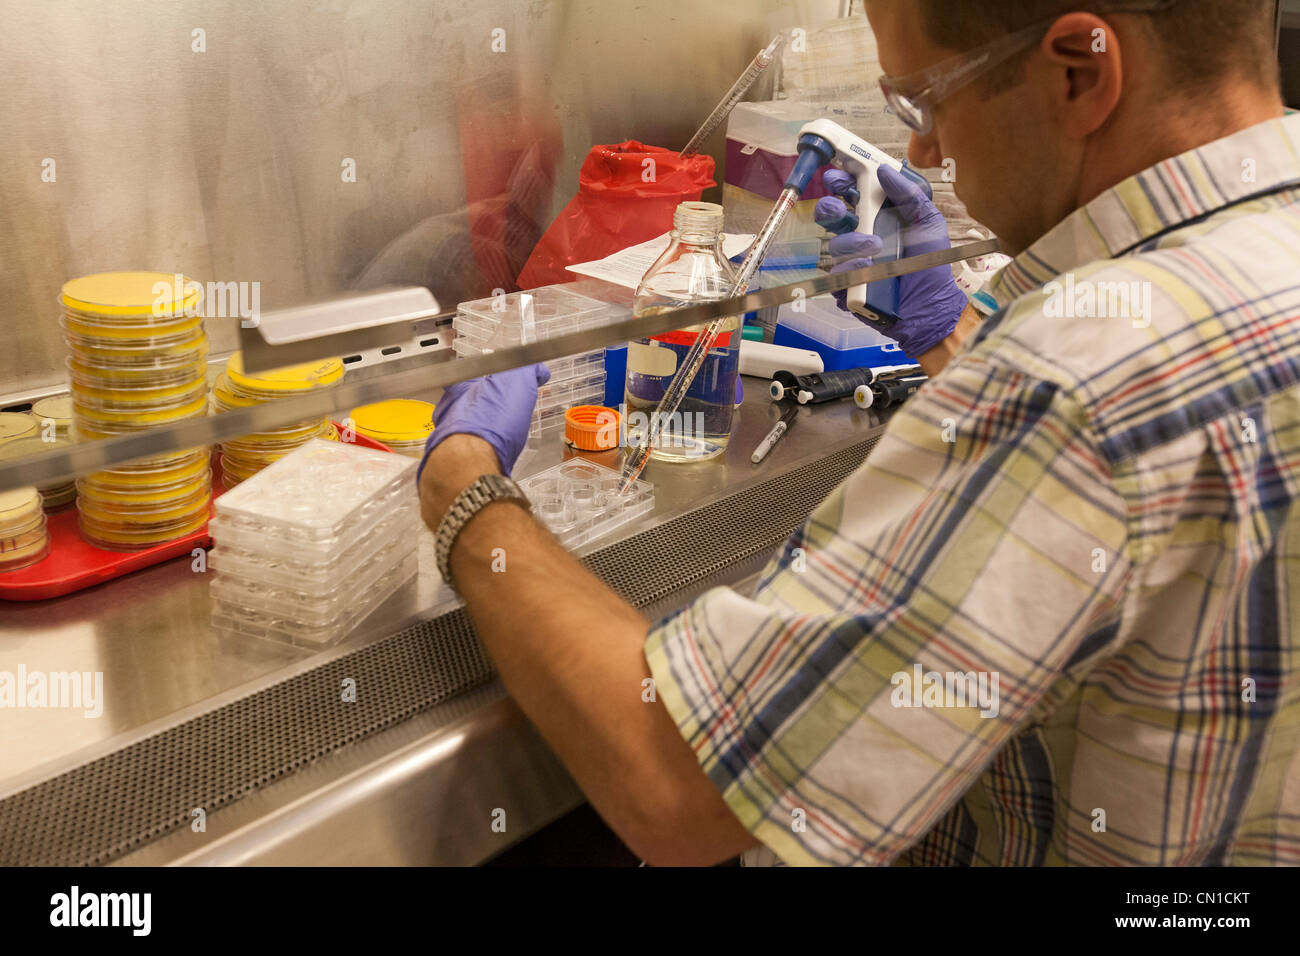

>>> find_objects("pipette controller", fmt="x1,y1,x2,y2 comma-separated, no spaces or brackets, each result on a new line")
618,119,930,492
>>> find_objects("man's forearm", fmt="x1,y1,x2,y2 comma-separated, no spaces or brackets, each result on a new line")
917,301,983,378
419,436,755,864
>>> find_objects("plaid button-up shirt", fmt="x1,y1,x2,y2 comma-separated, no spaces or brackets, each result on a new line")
645,112,1300,866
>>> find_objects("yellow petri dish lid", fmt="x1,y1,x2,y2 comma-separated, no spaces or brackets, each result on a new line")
348,399,435,442
61,272,202,318
226,352,345,393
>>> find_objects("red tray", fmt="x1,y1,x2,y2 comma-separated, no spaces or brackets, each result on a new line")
0,426,392,602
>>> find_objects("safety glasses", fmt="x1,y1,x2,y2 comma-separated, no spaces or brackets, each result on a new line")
878,0,1178,135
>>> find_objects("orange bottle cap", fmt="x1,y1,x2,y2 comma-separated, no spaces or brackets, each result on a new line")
563,405,621,451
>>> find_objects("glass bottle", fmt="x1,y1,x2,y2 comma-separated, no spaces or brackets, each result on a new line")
625,201,741,462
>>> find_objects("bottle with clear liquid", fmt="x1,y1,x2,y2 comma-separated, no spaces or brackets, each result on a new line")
625,201,741,462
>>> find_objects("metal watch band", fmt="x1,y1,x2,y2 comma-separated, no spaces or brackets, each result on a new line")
434,473,530,588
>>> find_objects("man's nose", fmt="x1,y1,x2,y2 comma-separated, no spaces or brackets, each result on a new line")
908,130,943,170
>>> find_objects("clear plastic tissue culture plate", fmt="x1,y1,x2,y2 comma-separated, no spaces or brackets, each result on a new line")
213,438,417,546
518,459,654,549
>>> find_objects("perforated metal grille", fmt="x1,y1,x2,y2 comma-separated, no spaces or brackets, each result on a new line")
0,435,878,865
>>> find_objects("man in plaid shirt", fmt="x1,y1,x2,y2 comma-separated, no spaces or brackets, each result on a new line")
419,0,1297,865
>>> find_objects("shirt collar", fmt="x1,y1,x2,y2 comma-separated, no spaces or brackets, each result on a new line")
982,111,1300,310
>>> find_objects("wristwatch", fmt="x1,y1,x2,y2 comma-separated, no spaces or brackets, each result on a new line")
434,473,531,588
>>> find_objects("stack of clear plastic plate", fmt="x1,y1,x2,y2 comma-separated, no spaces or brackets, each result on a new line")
452,286,608,446
211,353,342,488
59,272,213,550
208,439,419,648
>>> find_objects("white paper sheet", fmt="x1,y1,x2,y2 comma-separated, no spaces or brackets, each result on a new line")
565,232,756,290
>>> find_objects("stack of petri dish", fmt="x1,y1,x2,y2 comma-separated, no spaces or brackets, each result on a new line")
0,436,78,511
212,353,343,487
6,396,79,511
60,271,213,550
346,399,435,458
0,486,50,571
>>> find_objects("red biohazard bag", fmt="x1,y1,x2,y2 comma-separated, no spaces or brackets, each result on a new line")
516,141,716,289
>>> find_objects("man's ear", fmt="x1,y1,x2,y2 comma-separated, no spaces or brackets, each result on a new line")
1038,12,1124,139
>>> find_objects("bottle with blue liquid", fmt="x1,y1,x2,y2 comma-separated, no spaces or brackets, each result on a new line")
625,202,740,462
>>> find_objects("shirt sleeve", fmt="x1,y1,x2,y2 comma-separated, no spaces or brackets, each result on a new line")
644,353,1132,866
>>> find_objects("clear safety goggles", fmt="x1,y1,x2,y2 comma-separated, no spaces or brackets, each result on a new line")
878,0,1178,135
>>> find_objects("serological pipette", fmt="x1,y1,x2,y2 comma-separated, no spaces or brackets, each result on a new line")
679,34,785,158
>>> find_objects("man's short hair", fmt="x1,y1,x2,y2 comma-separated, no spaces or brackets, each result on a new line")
914,0,1279,95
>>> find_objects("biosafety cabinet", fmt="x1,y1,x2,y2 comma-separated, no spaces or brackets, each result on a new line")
0,0,1289,866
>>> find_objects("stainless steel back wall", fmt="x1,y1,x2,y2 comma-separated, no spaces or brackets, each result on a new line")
0,0,837,397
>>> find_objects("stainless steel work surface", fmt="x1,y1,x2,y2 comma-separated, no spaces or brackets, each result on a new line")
0,379,888,864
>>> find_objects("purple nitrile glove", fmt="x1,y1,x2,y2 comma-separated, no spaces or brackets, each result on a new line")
813,164,968,359
417,363,552,484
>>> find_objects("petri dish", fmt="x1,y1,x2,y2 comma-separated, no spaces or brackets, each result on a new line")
77,468,211,507
30,396,74,431
225,352,344,397
0,487,44,539
78,507,209,552
67,354,209,386
79,449,211,489
0,412,38,445
77,481,211,523
60,272,202,320
61,311,204,342
347,399,435,441
72,378,208,410
0,516,50,571
72,390,208,427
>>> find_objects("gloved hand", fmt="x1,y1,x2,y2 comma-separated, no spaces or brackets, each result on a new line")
814,165,968,359
417,363,552,484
